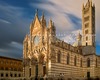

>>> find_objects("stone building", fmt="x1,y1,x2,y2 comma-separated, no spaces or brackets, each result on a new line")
0,56,23,79
23,0,100,79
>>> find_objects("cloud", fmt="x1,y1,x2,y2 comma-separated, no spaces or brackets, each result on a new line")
0,2,31,58
0,0,100,58
30,0,83,36
30,0,100,46
0,41,23,58
0,19,11,24
61,29,82,44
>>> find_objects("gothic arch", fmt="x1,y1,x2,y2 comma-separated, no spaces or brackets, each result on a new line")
38,53,45,64
31,55,38,65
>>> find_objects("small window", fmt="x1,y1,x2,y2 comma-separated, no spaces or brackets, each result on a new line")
10,73,13,77
6,73,8,77
96,58,97,67
85,23,89,28
74,56,77,66
19,74,21,77
15,74,17,77
57,53,61,63
84,16,89,21
86,42,88,46
1,73,3,77
85,30,88,34
67,54,70,65
29,68,31,77
87,58,90,67
80,58,82,67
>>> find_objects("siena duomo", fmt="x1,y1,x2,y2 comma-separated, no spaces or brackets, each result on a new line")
23,0,100,79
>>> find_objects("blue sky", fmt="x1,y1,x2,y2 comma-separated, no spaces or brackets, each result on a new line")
0,0,100,58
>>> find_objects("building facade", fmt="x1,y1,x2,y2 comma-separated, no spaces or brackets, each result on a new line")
0,56,23,79
23,0,100,79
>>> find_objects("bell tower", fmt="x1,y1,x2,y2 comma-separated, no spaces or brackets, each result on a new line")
82,0,95,47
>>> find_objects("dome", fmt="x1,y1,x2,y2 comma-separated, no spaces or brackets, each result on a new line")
73,41,82,47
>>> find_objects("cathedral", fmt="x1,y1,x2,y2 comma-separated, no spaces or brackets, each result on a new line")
23,0,100,79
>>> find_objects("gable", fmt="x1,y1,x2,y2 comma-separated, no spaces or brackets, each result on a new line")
33,16,41,31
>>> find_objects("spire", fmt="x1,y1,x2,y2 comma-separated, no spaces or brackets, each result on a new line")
41,11,45,20
41,11,46,27
48,19,56,36
77,31,82,41
93,3,95,7
88,0,92,4
48,19,56,30
48,18,52,28
41,11,45,21
52,22,56,30
89,0,92,2
35,9,38,17
82,3,84,9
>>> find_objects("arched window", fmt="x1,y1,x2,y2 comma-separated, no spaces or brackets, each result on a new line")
67,54,70,65
57,51,61,63
87,58,90,67
74,56,77,66
80,58,82,67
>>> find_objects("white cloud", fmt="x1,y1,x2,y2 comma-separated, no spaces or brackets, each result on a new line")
0,41,23,58
0,19,11,24
9,41,23,50
61,29,82,44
